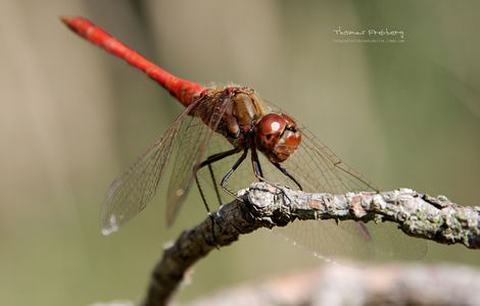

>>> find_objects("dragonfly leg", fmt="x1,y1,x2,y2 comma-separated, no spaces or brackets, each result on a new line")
194,173,219,247
250,148,265,180
207,164,222,206
197,147,243,171
219,148,249,189
217,148,249,200
272,162,303,191
251,148,294,205
195,172,212,214
194,147,244,247
195,147,243,207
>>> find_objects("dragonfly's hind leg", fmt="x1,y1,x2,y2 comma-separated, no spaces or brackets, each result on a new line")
195,147,242,208
193,173,218,247
194,172,212,215
207,164,222,206
215,148,249,201
219,149,248,190
194,147,245,247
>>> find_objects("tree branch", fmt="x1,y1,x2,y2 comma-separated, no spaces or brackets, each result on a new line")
142,182,480,306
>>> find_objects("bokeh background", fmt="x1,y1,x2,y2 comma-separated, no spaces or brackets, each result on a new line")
1,1,479,305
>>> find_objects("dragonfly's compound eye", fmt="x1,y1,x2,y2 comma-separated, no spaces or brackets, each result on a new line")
255,113,301,162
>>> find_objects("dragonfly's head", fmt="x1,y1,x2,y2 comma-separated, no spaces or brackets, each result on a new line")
255,113,301,163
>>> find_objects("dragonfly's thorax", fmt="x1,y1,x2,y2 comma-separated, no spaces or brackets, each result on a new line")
199,86,301,162
228,91,267,134
202,87,267,147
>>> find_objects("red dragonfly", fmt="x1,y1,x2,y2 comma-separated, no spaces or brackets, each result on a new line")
62,17,398,254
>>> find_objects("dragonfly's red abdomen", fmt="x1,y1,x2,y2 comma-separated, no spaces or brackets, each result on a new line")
61,16,204,106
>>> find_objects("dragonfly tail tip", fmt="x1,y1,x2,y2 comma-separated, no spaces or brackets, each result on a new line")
59,15,73,25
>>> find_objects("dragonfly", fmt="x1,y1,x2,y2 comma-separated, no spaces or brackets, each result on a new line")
62,16,426,258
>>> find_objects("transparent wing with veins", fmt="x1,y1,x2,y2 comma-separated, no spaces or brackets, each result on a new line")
165,94,231,226
100,94,224,234
264,109,426,259
101,109,187,235
102,91,234,234
282,127,377,193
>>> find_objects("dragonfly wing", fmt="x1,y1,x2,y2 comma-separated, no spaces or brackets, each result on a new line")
283,127,377,193
206,98,426,259
265,129,376,258
264,122,427,259
289,128,427,259
165,93,232,226
101,106,192,235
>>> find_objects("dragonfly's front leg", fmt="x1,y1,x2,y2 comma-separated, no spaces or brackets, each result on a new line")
272,162,303,191
250,148,298,206
251,147,303,190
251,148,265,181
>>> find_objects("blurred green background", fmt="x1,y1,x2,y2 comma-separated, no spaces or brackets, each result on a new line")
1,0,479,305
